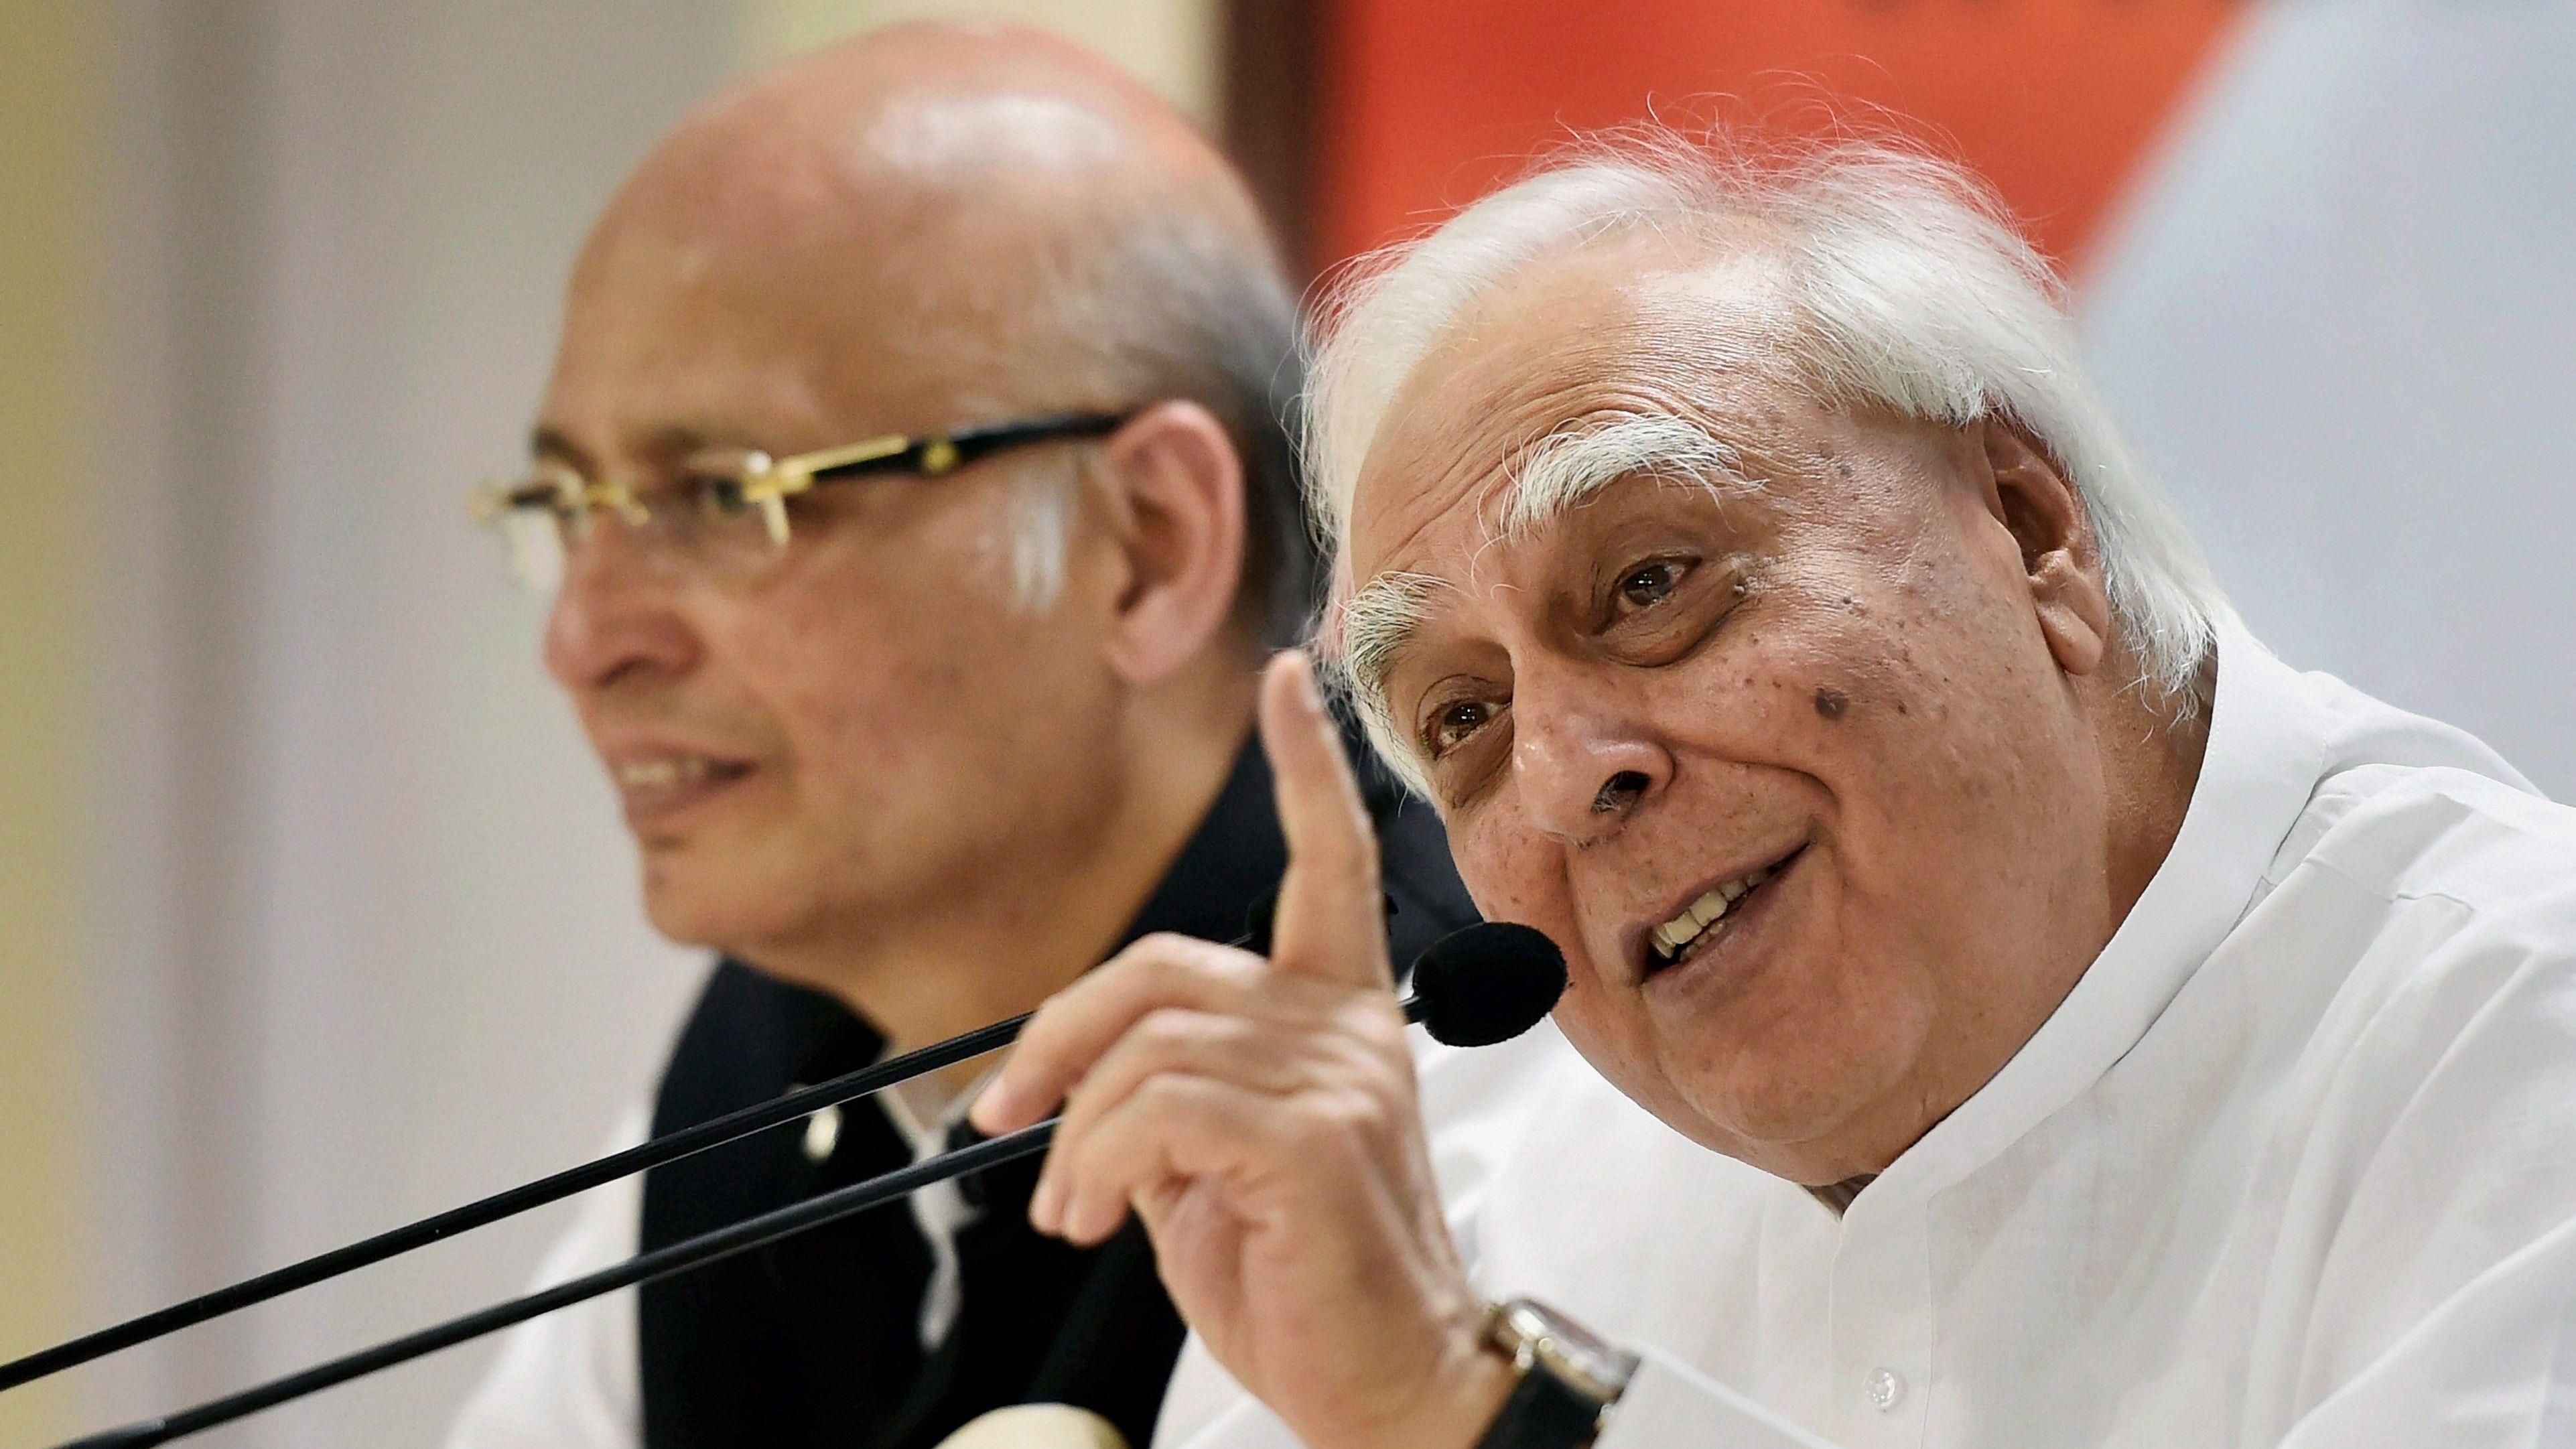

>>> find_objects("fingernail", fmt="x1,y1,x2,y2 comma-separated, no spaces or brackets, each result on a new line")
1062,1192,1102,1245
968,1084,1008,1134
1030,1174,1063,1234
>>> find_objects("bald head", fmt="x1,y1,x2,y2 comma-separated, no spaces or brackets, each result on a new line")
553,21,1309,630
602,23,1264,345
632,22,1254,213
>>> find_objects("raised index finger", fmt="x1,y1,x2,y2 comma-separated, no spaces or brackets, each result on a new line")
1260,650,1392,991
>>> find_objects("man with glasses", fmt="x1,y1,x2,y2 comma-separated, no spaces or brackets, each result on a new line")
445,25,1555,1449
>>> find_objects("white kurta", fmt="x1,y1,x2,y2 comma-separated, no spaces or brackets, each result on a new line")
1155,628,2576,1448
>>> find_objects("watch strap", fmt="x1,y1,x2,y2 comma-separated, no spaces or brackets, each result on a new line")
1475,1355,1606,1449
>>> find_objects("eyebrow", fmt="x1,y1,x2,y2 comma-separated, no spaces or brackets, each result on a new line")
1339,410,1766,756
1342,569,1449,709
1497,413,1754,541
528,424,594,476
1345,411,1753,687
528,419,761,482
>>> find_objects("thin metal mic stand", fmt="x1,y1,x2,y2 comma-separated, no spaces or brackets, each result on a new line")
58,1122,1059,1449
0,1010,1034,1391
7,1009,1046,1389
2,926,1273,1392
54,987,1452,1449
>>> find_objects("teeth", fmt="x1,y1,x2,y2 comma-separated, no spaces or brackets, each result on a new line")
1687,889,1727,930
618,758,713,788
1651,864,1781,961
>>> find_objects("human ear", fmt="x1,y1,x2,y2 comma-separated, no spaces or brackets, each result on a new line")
1978,417,2112,677
1095,399,1247,686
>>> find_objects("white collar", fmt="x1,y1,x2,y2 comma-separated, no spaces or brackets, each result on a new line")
1852,625,2328,1220
878,1060,1002,1163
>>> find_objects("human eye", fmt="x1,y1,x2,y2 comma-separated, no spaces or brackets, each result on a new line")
1593,548,1743,669
677,469,751,520
1418,687,1507,762
1432,699,1491,754
1613,557,1690,614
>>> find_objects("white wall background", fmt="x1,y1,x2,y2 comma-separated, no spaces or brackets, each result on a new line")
81,4,726,1444
70,4,1223,1447
2084,0,2576,801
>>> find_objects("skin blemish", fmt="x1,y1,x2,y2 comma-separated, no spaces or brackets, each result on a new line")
1814,686,1850,720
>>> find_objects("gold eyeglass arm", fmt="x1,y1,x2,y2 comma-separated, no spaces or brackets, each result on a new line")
774,432,914,478
736,432,927,548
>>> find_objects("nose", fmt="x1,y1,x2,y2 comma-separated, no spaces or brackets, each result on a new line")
1511,666,1672,847
542,520,701,695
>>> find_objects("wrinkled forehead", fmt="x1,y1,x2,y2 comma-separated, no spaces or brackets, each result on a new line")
1347,245,1795,567
1339,249,1802,671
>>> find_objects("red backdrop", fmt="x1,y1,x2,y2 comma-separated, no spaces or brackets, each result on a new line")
1310,0,2247,277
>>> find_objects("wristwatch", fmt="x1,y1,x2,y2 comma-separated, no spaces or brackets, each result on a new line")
1473,1298,1641,1448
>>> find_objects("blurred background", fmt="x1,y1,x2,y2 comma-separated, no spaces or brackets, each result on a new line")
2,1,2569,1444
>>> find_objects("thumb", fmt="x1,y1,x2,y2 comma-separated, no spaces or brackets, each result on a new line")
1259,650,1393,989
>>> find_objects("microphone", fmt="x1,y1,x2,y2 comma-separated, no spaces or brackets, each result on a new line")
1409,920,1568,1048
48,923,1566,1449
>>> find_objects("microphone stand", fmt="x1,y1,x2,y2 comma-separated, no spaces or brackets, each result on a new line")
7,915,1281,1391
60,1122,1058,1449
55,985,1469,1449
0,1010,1032,1392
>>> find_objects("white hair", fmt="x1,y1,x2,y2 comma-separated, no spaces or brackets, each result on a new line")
1306,129,2232,790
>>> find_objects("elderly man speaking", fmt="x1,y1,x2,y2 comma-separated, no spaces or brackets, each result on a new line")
976,135,2576,1448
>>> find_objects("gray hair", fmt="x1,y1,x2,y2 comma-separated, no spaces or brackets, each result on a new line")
1306,129,2231,790
984,203,1311,638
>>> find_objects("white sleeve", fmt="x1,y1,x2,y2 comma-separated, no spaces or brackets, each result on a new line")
2274,1211,2576,1448
1597,1351,1840,1448
442,1109,649,1449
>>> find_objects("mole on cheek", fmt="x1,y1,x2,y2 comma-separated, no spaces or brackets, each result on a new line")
1814,686,1849,720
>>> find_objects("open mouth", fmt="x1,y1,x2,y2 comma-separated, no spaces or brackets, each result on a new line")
1642,843,1808,977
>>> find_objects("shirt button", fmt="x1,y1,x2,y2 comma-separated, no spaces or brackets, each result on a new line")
801,1103,842,1162
1865,1367,1907,1413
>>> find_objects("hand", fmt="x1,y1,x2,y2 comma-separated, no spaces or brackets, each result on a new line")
970,652,1513,1449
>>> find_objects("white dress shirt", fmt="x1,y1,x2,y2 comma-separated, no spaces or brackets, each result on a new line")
1154,627,2576,1448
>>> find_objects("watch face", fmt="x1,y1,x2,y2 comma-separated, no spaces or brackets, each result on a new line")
1495,1300,1640,1405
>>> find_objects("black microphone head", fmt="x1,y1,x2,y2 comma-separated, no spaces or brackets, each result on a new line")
1409,922,1567,1047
